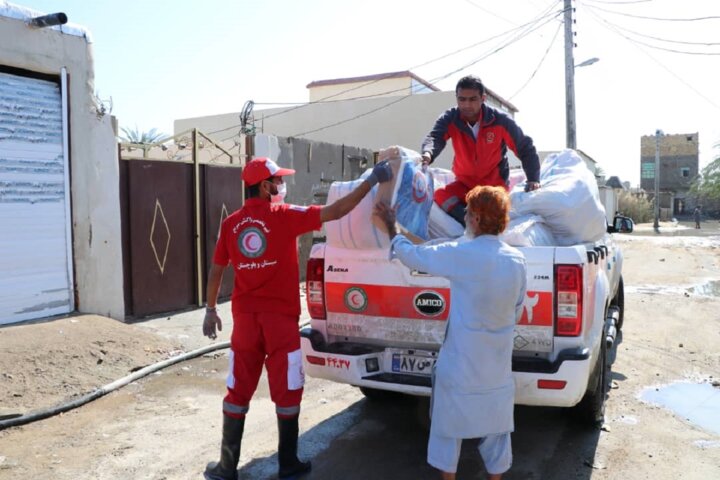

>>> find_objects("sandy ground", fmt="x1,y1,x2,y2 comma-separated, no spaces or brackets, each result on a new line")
0,221,719,479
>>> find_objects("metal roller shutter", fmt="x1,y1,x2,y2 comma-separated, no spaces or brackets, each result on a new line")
0,70,73,324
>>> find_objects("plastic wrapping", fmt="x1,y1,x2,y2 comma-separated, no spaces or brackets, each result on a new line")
325,146,434,249
509,150,607,246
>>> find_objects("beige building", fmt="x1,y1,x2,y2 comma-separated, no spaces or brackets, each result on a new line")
0,5,123,324
306,70,439,102
640,132,699,215
175,71,521,171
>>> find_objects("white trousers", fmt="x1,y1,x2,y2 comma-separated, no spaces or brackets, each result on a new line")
427,432,512,474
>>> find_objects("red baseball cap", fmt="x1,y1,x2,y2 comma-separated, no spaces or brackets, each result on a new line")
242,157,295,186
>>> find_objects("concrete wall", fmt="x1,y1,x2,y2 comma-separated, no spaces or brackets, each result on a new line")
175,90,522,174
254,134,373,280
640,133,699,193
0,12,124,319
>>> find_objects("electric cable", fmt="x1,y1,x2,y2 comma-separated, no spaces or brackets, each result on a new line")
586,6,720,55
239,1,564,125
586,3,720,22
289,8,564,137
205,1,565,138
508,18,564,100
585,6,720,110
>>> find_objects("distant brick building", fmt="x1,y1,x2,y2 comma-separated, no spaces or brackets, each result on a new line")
640,132,699,216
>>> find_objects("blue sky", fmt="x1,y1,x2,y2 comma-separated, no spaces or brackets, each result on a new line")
16,0,720,186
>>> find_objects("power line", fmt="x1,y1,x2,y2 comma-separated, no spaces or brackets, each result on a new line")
586,0,653,4
587,3,720,22
585,7,720,111
206,2,564,139
587,6,720,55
508,18,563,100
261,1,564,122
462,0,517,25
290,9,564,138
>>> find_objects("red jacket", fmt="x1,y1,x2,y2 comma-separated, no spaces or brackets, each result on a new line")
422,104,540,188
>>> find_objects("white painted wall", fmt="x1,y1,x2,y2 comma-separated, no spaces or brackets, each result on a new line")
0,11,124,320
175,89,526,173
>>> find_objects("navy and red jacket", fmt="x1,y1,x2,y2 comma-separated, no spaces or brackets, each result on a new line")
421,103,540,189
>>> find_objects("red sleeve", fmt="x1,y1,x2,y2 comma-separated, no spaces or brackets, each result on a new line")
212,220,230,266
282,204,322,237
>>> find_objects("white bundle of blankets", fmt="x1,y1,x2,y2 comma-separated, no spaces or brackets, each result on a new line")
324,146,434,249
324,147,607,249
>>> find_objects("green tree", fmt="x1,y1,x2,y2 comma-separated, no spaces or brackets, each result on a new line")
691,150,720,200
119,126,166,144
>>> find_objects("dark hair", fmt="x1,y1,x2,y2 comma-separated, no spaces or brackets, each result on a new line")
244,181,265,198
456,75,485,96
465,185,509,235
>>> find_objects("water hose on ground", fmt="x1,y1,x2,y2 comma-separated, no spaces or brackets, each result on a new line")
0,341,230,431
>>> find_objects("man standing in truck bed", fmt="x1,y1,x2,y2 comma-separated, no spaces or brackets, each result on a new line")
421,75,541,225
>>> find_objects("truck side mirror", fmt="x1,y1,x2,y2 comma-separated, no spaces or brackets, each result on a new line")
613,215,633,233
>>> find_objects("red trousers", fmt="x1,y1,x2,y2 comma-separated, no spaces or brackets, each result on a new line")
434,180,510,214
222,312,304,419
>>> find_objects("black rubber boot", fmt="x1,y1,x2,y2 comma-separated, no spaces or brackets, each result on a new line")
204,414,245,480
277,416,311,479
448,203,466,227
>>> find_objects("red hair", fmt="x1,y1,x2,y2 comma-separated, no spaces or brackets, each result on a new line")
465,186,510,235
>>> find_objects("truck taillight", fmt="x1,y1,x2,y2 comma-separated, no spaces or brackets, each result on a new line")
306,258,326,320
554,265,583,337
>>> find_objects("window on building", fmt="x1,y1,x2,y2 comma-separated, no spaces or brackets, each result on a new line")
681,167,690,177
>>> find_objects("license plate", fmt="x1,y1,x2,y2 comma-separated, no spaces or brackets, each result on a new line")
391,353,436,375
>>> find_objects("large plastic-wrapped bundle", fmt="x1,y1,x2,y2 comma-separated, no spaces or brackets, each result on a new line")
325,175,388,249
427,167,464,239
501,214,556,247
510,149,607,246
325,146,434,249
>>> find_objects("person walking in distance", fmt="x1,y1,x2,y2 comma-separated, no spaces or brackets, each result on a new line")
202,157,393,480
693,206,702,229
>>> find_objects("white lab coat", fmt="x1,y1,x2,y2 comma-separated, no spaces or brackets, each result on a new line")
391,233,526,439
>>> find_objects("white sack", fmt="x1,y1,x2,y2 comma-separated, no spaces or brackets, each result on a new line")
509,149,607,246
325,175,389,249
325,146,434,249
501,214,556,247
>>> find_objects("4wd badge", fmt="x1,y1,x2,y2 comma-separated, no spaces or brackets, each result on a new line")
344,287,368,313
413,291,446,317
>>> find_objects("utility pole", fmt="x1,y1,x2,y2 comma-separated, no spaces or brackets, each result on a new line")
564,0,576,150
653,129,663,229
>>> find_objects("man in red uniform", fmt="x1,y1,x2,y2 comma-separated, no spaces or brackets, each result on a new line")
202,157,392,480
421,75,541,226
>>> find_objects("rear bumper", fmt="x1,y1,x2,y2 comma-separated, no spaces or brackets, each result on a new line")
301,328,593,407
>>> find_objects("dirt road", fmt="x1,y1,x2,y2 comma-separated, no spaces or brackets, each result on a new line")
1,224,719,479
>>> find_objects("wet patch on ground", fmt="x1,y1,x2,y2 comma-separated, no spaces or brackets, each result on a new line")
640,381,720,436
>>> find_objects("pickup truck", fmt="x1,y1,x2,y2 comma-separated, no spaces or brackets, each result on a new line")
301,215,632,426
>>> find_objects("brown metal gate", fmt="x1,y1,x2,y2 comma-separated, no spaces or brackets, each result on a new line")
119,130,243,318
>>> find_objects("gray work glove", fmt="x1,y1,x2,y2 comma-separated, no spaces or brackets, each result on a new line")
202,309,222,340
366,160,393,187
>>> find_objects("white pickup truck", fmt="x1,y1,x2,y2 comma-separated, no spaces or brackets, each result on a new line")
300,216,632,426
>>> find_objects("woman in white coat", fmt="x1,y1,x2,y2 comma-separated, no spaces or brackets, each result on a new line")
375,185,526,480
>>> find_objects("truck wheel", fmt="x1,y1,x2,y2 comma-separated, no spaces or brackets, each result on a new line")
573,331,609,428
611,276,625,330
359,387,403,402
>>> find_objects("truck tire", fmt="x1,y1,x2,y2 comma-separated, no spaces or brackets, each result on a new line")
611,276,625,330
573,330,609,428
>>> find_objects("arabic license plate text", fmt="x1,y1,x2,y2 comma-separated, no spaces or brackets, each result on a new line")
391,353,436,375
